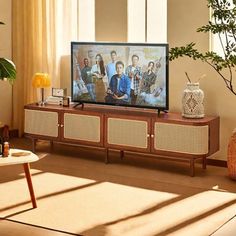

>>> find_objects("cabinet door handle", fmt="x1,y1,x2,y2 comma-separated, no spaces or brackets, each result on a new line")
147,134,150,138
57,124,60,127
151,134,154,138
60,124,64,128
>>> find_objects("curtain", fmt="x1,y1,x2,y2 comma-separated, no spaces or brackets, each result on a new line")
12,0,77,135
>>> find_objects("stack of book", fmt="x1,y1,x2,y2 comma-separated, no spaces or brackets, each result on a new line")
46,96,63,105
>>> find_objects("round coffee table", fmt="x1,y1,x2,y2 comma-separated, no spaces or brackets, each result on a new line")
0,149,39,208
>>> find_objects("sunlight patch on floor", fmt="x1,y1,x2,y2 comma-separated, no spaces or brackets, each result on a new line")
1,171,179,233
106,190,236,236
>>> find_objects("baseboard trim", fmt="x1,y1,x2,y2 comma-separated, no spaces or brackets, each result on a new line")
207,159,227,168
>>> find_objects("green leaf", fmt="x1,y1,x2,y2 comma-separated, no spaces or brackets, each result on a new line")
0,58,16,84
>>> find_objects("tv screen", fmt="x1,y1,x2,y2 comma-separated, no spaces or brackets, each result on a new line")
71,42,169,110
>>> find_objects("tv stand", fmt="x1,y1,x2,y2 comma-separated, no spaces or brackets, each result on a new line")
157,109,168,117
73,102,84,109
24,104,220,177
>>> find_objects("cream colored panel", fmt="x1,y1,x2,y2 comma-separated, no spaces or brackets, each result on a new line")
24,109,58,137
64,113,100,142
154,123,208,154
147,0,167,43
127,0,145,42
107,118,148,148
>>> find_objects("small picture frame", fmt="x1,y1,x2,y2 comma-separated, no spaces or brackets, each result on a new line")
52,88,67,97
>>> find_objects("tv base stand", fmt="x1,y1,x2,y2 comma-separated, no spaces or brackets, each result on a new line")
157,109,168,117
73,102,84,109
24,104,220,177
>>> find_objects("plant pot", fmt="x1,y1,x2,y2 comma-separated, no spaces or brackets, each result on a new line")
227,129,236,180
182,82,204,118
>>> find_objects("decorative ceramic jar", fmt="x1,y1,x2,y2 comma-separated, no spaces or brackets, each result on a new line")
227,129,236,180
182,82,204,118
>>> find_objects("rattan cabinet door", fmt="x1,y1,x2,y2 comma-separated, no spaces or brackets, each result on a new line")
106,116,150,152
24,109,59,138
63,112,102,146
153,122,209,155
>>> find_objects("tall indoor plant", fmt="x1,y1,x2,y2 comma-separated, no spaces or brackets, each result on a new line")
0,21,16,83
169,0,236,95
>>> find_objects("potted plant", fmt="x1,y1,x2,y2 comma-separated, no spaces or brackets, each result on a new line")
0,21,16,83
169,0,236,179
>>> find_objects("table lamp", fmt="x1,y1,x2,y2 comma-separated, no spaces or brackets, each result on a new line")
32,73,51,106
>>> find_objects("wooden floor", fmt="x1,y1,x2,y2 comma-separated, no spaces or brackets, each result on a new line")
1,216,236,236
0,138,236,236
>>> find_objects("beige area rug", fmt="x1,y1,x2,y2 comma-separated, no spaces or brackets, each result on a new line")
0,139,236,236
0,219,73,236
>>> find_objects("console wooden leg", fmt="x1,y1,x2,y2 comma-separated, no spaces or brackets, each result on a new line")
120,150,124,160
190,158,195,177
105,148,109,164
32,138,37,153
202,157,207,169
23,163,37,208
50,140,54,151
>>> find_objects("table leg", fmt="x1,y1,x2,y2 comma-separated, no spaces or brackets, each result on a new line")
32,138,37,153
23,163,37,208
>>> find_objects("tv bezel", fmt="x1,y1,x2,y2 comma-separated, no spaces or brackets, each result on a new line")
71,41,169,111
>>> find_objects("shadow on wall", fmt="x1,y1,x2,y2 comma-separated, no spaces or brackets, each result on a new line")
60,55,71,96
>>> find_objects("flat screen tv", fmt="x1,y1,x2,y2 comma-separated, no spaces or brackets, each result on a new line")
71,42,169,111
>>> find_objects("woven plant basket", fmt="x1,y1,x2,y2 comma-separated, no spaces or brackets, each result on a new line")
227,129,236,180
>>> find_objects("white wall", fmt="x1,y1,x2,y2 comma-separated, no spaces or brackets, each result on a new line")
0,0,12,127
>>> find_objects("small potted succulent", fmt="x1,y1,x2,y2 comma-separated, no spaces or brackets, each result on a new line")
0,21,16,83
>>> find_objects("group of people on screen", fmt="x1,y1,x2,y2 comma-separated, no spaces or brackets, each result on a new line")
75,50,164,106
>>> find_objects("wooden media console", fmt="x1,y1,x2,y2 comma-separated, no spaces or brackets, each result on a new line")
24,104,220,176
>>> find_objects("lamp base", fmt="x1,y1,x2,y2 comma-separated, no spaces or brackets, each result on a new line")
36,88,47,106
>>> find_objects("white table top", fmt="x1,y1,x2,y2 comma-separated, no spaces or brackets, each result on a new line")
0,149,39,166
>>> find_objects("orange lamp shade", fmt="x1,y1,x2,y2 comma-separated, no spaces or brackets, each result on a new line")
32,73,51,88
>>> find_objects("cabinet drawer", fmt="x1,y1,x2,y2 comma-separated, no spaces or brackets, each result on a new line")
154,123,209,154
24,109,59,137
